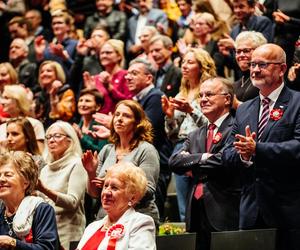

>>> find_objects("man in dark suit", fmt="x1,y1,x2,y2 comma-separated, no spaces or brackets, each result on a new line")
223,43,300,250
169,77,240,250
125,58,173,221
126,0,168,56
149,35,182,97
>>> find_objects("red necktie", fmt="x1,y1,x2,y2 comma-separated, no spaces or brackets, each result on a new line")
194,123,216,200
206,123,216,152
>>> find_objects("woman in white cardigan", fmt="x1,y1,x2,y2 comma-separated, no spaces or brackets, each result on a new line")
77,162,156,250
37,121,87,249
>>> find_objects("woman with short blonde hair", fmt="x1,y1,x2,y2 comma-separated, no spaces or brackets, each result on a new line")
84,39,132,114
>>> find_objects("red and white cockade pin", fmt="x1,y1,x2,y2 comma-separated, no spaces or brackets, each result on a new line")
213,132,222,144
270,108,284,121
107,224,125,239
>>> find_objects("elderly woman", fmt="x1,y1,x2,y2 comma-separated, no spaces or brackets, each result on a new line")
35,60,76,127
0,151,60,249
77,162,156,249
84,39,133,114
162,48,216,221
0,84,45,152
233,31,267,107
73,88,107,153
82,100,160,224
37,121,87,249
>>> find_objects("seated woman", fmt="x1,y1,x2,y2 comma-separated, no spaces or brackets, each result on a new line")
0,84,45,152
37,121,87,249
5,117,45,171
83,39,133,114
77,162,156,250
35,60,76,128
0,151,60,249
82,100,160,225
73,88,107,153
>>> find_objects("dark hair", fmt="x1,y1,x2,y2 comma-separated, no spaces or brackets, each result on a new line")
175,0,192,5
79,88,104,106
109,100,153,150
232,0,256,7
6,117,40,155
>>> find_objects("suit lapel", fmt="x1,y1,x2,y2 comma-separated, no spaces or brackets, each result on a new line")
160,65,173,92
210,114,233,152
260,86,290,141
196,126,207,153
245,97,260,135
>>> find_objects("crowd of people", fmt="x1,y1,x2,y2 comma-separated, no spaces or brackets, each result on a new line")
0,0,300,249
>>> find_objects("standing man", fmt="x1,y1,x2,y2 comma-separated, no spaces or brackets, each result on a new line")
169,77,240,250
223,43,300,250
9,38,38,92
149,35,182,97
126,0,168,57
125,58,173,221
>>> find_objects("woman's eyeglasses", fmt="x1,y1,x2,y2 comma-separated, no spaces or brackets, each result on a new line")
45,133,69,141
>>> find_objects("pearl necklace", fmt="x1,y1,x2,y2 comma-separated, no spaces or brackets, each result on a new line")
3,213,14,236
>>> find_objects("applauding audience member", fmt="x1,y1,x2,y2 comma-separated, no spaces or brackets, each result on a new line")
77,163,156,250
82,100,160,225
38,121,87,249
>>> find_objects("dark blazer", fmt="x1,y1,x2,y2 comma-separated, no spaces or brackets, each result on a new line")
126,9,168,52
156,63,182,97
169,114,240,232
139,87,173,169
231,15,274,42
234,72,259,102
223,86,300,229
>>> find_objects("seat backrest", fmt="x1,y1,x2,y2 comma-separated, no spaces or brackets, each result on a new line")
211,229,277,250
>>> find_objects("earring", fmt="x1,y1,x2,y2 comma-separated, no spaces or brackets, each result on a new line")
128,201,132,207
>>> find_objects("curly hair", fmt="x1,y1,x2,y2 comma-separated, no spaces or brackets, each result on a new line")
109,100,153,150
105,162,147,206
180,48,217,97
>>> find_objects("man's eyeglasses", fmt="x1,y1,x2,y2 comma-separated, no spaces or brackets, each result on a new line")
199,92,229,99
248,62,283,69
235,48,254,55
45,133,69,141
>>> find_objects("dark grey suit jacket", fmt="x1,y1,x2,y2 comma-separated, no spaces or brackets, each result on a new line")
169,114,240,232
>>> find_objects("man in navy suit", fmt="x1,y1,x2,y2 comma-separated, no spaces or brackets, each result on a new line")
223,43,300,250
125,58,173,221
169,77,240,250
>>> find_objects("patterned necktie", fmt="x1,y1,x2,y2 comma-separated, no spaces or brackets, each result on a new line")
258,97,270,142
194,123,216,200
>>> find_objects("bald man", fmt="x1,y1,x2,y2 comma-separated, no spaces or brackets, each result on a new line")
223,43,300,250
